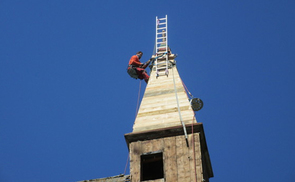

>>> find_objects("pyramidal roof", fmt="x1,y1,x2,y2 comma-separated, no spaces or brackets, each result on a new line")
132,53,197,133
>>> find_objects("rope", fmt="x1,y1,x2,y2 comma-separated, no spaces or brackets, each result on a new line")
192,115,197,182
181,79,193,98
124,80,142,175
135,80,142,118
171,65,189,147
186,82,197,181
150,52,167,66
123,154,129,175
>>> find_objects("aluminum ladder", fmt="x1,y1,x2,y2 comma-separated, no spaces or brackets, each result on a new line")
155,15,169,78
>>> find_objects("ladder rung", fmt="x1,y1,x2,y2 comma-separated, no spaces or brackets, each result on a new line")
156,61,167,65
157,49,167,51
156,63,167,68
156,71,168,76
157,46,166,49
158,18,166,21
156,64,167,67
156,61,167,64
157,47,167,50
157,69,167,72
157,41,166,44
157,66,167,70
156,60,167,63
157,27,166,30
157,51,167,54
156,41,166,44
156,42,166,45
156,35,166,38
157,37,166,40
157,30,166,32
156,58,167,61
156,62,167,65
158,23,166,25
156,62,168,65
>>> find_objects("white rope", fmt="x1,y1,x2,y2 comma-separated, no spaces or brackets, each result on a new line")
171,65,189,146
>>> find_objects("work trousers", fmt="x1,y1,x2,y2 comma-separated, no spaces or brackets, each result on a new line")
136,67,149,83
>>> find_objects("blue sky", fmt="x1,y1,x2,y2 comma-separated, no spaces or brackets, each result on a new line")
1,0,294,181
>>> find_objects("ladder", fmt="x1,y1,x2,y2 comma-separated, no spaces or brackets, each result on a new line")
155,15,169,78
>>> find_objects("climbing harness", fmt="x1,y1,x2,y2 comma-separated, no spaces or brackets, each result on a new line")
127,58,153,80
127,65,139,79
127,63,149,80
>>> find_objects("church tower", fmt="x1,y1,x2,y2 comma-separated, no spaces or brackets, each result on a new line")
125,15,213,182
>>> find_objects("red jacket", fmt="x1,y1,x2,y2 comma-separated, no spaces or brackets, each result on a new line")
129,55,150,69
129,55,143,67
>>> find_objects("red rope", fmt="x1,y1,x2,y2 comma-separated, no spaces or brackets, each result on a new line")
181,79,193,98
192,115,197,182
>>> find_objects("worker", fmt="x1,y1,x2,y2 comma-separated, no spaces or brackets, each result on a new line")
127,51,152,83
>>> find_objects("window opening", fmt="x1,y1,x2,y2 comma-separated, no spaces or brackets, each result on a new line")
141,152,164,181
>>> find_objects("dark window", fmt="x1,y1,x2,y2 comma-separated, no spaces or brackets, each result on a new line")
141,152,164,181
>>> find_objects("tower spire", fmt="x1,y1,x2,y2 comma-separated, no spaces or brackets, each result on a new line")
125,16,213,182
132,15,196,133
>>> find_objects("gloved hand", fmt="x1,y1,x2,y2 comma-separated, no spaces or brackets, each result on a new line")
147,58,153,64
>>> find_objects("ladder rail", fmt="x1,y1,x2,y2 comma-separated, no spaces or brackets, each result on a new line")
155,15,169,77
166,15,168,75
